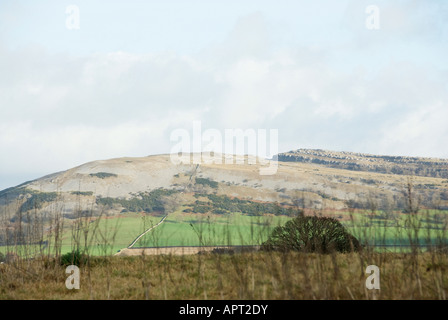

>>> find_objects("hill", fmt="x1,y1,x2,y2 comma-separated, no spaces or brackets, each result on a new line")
0,150,447,223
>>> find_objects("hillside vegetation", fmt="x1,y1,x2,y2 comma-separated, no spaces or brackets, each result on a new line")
279,148,448,179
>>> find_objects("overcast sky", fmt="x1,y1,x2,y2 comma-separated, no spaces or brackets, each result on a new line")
0,0,447,190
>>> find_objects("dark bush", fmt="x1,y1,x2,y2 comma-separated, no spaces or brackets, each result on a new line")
71,191,94,196
89,172,117,179
261,215,361,254
60,250,89,267
210,248,235,255
195,178,218,189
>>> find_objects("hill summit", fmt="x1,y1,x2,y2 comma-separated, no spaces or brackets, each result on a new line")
0,150,448,222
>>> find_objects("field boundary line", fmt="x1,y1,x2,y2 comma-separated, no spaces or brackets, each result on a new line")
127,215,167,249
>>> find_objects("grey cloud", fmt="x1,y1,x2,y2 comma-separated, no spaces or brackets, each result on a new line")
0,8,447,190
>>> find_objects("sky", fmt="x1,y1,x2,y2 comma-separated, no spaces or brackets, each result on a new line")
0,0,447,190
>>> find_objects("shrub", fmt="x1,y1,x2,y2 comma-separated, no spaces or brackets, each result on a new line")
60,250,89,267
195,178,218,189
210,248,235,255
89,172,117,179
71,191,94,196
261,215,361,253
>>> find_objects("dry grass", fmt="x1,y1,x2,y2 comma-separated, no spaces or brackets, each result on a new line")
0,249,447,300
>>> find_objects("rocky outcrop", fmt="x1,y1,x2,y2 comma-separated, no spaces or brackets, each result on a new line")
278,149,448,178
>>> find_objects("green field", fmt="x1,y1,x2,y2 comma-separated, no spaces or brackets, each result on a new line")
339,210,448,250
134,212,291,248
52,209,448,255
58,213,162,255
2,208,447,257
24,211,292,256
0,213,160,257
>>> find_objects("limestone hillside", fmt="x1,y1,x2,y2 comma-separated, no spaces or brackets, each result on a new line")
1,151,448,220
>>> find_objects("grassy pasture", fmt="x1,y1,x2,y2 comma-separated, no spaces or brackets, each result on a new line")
1,208,447,257
54,211,291,255
134,212,291,248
